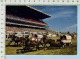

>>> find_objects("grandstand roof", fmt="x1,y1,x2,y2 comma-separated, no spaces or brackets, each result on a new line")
6,6,51,20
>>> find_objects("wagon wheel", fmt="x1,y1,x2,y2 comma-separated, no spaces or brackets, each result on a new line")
68,43,72,46
62,43,66,48
65,43,72,47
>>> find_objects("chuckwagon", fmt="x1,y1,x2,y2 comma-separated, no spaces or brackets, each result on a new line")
61,35,72,46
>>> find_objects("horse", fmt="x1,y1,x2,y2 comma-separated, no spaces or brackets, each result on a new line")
16,35,40,53
26,34,47,50
7,34,29,47
7,34,20,46
49,39,64,49
35,34,52,50
42,35,66,49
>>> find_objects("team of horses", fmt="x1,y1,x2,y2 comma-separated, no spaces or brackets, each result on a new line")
6,33,72,53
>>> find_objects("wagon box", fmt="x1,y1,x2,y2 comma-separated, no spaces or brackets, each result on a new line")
61,39,71,43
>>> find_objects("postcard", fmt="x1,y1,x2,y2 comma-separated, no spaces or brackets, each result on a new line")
0,0,80,59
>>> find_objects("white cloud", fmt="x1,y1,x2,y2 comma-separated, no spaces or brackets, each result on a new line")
60,24,77,32
52,10,75,18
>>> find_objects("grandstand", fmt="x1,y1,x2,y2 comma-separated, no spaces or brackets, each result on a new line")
6,6,51,35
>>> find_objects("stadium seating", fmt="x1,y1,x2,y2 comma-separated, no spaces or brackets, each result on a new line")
6,15,55,34
6,15,47,26
6,26,47,34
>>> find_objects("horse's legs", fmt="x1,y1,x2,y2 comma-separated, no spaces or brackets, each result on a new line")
36,44,39,51
39,42,43,47
14,41,18,46
41,41,47,50
17,42,19,46
18,42,22,47
7,40,13,46
14,41,16,46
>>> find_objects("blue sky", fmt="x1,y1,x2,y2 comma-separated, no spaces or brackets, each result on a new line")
32,6,77,33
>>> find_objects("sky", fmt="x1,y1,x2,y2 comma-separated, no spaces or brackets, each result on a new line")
32,6,77,33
